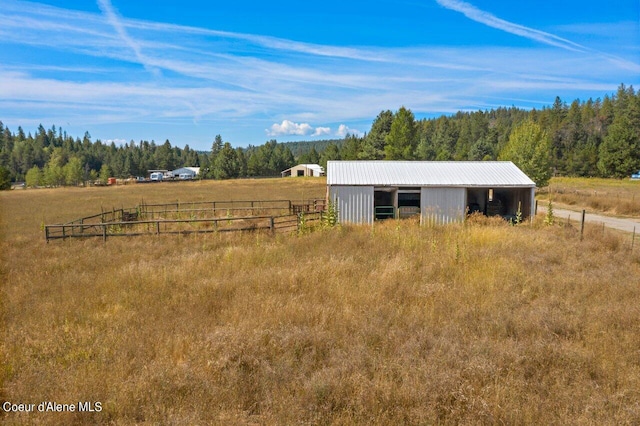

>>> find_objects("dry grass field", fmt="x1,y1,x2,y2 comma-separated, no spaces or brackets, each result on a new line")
539,177,640,216
2,178,640,425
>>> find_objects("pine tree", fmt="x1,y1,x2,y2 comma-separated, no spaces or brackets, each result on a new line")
208,135,223,177
320,142,341,169
359,110,393,160
0,165,11,190
384,106,417,160
214,142,239,179
340,134,362,160
597,115,640,178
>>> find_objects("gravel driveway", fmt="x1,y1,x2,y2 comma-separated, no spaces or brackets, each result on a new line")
536,203,640,233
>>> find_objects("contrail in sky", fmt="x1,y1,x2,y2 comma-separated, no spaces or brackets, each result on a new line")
96,0,160,75
435,0,589,52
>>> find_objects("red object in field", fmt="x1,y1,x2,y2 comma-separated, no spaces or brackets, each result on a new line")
107,178,117,185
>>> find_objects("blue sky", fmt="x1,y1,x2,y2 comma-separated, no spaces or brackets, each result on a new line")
1,0,638,150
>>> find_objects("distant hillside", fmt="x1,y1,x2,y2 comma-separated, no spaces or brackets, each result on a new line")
281,139,344,158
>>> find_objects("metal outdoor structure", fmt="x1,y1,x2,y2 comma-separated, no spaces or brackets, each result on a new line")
44,199,326,242
327,161,537,225
281,164,325,178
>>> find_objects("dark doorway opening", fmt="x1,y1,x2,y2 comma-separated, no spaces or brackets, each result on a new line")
374,189,395,220
398,190,421,218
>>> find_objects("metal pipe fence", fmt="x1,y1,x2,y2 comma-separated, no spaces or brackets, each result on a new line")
44,199,326,242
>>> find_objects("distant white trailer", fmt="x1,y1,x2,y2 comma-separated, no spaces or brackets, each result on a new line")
150,172,163,181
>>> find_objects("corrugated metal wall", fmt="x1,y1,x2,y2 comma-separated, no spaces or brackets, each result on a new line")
421,187,466,224
329,186,374,224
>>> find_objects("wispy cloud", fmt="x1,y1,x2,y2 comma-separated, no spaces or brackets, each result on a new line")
436,0,640,73
435,0,590,52
96,0,160,75
0,0,637,147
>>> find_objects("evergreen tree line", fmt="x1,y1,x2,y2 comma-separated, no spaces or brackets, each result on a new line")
0,127,298,188
0,84,638,190
312,84,640,186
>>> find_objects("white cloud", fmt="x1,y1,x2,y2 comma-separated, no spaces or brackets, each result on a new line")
105,138,128,146
336,124,362,137
266,120,314,137
266,121,335,138
313,127,331,137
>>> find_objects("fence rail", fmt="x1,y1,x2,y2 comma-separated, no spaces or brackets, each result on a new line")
44,199,326,242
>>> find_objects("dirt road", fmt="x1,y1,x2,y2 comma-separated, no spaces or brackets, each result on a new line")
537,204,640,233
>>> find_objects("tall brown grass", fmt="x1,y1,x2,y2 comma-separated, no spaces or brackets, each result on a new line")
539,177,640,216
2,178,640,424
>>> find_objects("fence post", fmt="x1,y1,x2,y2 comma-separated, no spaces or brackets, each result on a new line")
270,216,275,234
633,227,636,251
156,221,160,235
580,209,585,241
45,226,49,243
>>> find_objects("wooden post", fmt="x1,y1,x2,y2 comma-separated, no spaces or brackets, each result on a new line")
270,216,275,234
632,227,636,251
580,209,585,241
156,221,160,235
45,226,49,243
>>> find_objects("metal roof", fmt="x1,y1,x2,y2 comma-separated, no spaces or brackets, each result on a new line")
327,161,536,187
